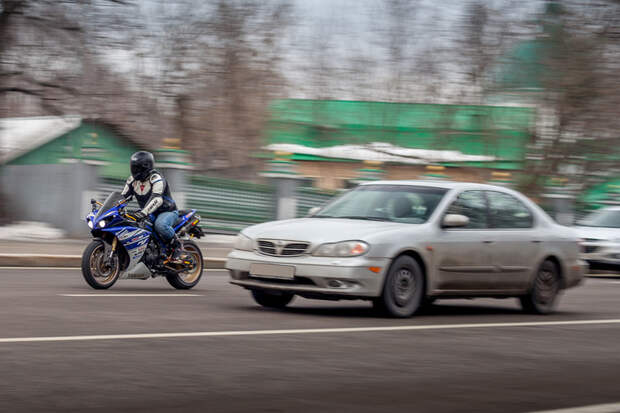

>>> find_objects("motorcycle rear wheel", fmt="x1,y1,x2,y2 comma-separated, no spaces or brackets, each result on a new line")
81,240,121,289
165,240,204,290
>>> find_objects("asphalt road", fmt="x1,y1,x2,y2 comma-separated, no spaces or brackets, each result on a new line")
2,269,620,413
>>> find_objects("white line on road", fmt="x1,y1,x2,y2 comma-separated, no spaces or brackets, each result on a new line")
59,294,203,297
0,267,226,272
2,318,620,344
0,267,81,270
529,402,620,413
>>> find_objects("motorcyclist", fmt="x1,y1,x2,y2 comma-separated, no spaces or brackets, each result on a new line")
121,151,185,263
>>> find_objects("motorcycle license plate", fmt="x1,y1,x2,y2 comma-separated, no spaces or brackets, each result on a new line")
249,263,295,280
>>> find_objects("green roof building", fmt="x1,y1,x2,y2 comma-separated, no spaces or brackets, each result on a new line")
0,116,146,235
266,99,535,171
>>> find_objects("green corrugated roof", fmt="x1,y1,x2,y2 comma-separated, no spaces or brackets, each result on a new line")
266,99,535,164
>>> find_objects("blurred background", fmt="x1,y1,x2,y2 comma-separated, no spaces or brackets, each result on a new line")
1,0,619,236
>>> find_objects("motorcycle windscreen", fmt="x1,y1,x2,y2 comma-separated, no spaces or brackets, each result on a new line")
95,191,123,220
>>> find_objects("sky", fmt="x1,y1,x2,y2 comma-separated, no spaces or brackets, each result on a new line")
105,0,544,101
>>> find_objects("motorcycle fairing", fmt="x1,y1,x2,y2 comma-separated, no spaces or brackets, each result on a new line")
103,226,151,270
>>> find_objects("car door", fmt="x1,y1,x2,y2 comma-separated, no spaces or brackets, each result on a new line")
433,190,499,291
486,190,540,290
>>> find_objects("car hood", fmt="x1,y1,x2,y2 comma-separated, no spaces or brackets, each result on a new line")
242,218,409,244
574,225,620,241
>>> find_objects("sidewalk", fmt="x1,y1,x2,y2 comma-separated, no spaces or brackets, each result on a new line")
0,235,235,268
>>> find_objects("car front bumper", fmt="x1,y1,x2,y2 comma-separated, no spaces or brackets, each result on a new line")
580,242,620,267
226,249,391,299
564,259,587,288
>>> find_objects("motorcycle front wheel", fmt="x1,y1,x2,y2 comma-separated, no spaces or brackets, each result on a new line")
81,239,121,289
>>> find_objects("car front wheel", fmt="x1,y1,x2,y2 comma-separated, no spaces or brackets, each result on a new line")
251,290,294,309
374,255,424,318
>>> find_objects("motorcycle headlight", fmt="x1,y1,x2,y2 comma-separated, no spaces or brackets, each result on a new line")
98,220,106,228
88,220,94,229
234,233,254,251
313,241,369,257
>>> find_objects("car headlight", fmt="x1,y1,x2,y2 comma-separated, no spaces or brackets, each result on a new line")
98,220,106,228
234,233,254,251
88,220,94,229
313,241,369,257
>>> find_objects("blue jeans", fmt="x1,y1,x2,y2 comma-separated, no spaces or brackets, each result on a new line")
154,210,178,242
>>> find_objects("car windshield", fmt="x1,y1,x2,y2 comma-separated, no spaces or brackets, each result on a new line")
314,185,448,224
578,209,620,228
95,191,124,220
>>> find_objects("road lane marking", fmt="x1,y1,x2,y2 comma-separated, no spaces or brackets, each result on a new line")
529,402,620,413
0,267,228,272
59,294,203,297
2,318,620,344
0,267,81,270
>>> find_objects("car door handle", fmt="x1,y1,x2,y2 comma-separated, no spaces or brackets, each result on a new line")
531,240,542,243
483,240,494,244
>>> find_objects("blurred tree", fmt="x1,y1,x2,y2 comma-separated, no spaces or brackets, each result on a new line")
131,0,292,175
0,0,292,177
514,1,620,199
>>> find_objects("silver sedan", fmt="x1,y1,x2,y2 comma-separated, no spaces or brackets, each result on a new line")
226,181,585,317
576,207,620,268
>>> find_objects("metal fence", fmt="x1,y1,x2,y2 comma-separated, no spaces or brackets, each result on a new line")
96,176,339,233
296,186,338,217
185,176,275,233
96,178,140,208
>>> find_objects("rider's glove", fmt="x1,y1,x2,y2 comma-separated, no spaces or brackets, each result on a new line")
133,210,147,221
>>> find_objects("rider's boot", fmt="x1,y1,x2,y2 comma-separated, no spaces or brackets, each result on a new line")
168,235,189,264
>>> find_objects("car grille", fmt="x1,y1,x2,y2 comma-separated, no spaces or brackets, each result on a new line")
584,245,599,254
257,240,310,256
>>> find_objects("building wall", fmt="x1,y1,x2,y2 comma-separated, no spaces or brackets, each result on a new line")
1,163,99,236
296,160,505,190
8,122,139,180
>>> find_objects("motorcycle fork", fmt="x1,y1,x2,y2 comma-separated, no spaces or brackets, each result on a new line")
105,238,118,265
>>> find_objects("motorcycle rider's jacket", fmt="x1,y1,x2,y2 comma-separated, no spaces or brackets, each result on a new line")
121,170,176,216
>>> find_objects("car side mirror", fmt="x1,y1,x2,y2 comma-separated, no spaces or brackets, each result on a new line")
307,206,321,216
442,214,469,228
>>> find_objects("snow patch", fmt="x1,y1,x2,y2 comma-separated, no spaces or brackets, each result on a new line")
0,116,82,164
265,142,496,164
0,221,66,241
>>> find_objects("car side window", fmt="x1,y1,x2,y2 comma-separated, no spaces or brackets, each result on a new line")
486,191,534,229
445,190,488,229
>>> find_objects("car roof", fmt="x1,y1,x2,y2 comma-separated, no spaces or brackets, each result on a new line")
359,180,513,192
596,206,620,212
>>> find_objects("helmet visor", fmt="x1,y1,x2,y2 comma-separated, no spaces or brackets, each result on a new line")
131,163,148,180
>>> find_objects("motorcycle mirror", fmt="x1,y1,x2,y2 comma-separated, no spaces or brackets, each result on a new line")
90,198,97,205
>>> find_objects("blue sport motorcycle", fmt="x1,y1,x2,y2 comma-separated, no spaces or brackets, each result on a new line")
82,191,205,289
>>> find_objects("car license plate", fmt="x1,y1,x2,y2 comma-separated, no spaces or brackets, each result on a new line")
249,263,295,280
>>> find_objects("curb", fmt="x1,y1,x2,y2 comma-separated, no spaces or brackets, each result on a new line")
0,254,228,270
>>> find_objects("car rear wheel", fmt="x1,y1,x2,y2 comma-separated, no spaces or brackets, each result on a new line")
374,256,424,318
520,260,561,314
251,290,294,309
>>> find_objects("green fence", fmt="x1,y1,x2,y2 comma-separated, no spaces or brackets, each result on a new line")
185,176,275,233
97,176,340,233
97,178,139,208
296,186,339,217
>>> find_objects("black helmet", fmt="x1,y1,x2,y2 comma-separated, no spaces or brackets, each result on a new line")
130,151,154,181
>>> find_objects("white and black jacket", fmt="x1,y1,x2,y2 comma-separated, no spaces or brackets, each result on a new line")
121,170,177,215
